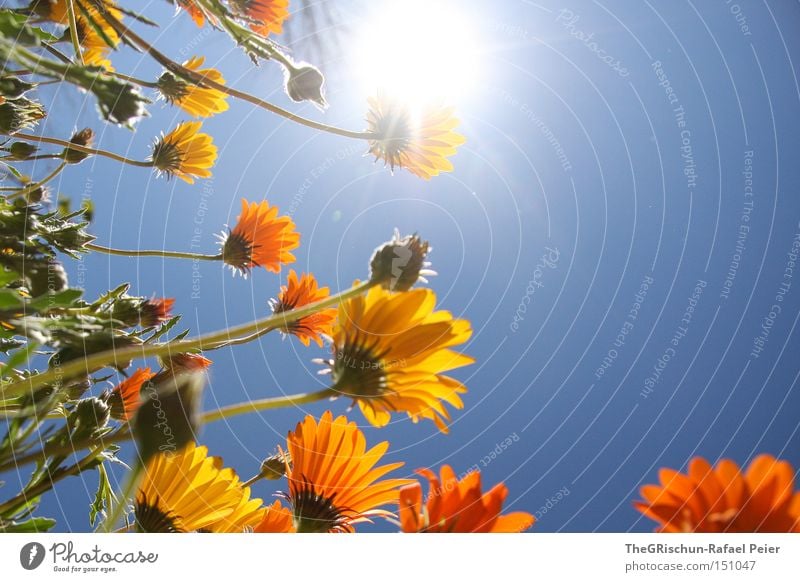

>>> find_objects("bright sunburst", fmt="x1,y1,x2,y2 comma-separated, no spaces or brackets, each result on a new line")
354,0,479,104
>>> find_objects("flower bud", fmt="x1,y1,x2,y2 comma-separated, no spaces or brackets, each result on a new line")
69,397,111,441
8,141,37,160
260,451,290,480
369,231,434,292
0,77,36,100
284,64,327,108
63,128,94,164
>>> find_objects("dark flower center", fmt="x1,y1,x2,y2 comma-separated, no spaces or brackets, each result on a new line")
135,494,183,533
287,477,354,533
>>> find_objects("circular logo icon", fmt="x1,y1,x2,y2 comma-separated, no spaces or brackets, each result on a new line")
19,542,46,570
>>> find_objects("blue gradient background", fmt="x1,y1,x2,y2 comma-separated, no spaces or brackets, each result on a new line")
12,0,800,532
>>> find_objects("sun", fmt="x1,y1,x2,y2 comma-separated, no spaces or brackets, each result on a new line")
353,0,479,105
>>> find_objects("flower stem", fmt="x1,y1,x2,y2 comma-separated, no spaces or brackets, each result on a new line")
108,70,159,89
87,1,376,141
5,160,67,200
102,461,142,532
200,387,338,425
86,242,223,262
66,0,85,65
5,132,153,168
0,280,374,399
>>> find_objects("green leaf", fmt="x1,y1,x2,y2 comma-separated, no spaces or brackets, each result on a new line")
0,288,24,309
0,516,56,533
0,342,36,379
89,463,114,527
0,10,58,46
29,288,83,311
0,266,20,287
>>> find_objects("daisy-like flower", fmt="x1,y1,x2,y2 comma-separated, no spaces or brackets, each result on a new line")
231,0,290,36
634,455,800,533
43,1,122,70
254,500,295,533
325,285,473,433
177,0,207,27
399,465,535,533
150,121,217,184
135,442,245,532
270,270,336,347
160,352,212,375
106,367,156,421
219,199,300,276
157,56,229,118
204,476,265,533
366,92,466,180
282,411,411,532
139,297,175,328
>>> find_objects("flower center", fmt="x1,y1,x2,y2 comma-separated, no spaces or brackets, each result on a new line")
151,140,183,175
287,477,353,533
221,230,256,274
135,494,183,533
332,334,391,399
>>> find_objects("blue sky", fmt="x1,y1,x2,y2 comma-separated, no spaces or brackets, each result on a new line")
20,0,800,532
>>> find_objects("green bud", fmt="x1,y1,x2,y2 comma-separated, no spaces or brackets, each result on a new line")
284,64,327,108
0,77,37,99
63,128,94,164
7,141,37,160
369,231,434,292
69,397,110,441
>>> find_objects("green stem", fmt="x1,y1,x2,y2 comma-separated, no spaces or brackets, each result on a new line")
102,461,141,532
66,0,85,65
108,70,158,89
5,160,67,200
0,280,374,399
200,386,337,425
87,1,375,141
0,445,104,517
86,242,222,261
5,133,153,168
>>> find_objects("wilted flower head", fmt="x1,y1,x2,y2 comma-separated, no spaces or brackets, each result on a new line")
369,230,434,292
219,199,300,276
91,76,149,126
284,63,326,108
151,121,217,183
366,92,466,179
63,128,94,164
157,56,229,118
105,367,156,421
0,97,45,134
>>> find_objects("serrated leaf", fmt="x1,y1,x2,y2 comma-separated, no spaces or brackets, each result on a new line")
0,10,58,46
0,342,36,379
89,463,115,527
0,516,56,533
29,288,83,311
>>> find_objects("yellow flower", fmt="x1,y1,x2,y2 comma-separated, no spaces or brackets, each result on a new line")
400,466,535,533
326,285,473,433
151,121,217,183
366,92,466,179
231,0,290,36
270,270,336,346
282,411,411,532
219,199,300,276
157,56,229,118
135,442,247,532
44,1,121,70
634,455,800,532
204,476,265,533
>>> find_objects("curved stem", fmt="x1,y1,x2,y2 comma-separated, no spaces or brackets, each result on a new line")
1,280,374,399
88,2,376,141
6,160,67,200
5,133,153,168
201,386,338,425
86,242,222,262
102,461,141,532
108,70,159,89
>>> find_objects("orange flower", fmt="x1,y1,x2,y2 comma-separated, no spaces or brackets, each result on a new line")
634,455,800,532
399,465,534,533
177,0,207,27
232,0,290,36
283,411,410,532
107,367,156,421
139,297,175,328
270,270,336,346
254,500,295,533
220,199,300,276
